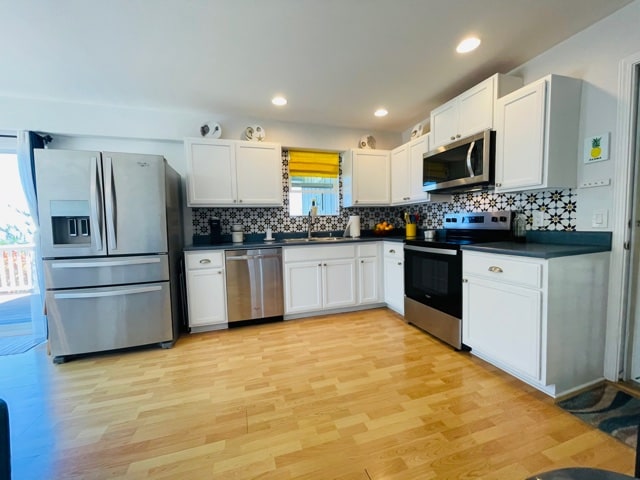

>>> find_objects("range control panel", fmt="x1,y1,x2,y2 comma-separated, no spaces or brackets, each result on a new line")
443,211,511,231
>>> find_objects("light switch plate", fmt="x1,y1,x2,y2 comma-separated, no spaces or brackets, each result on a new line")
592,209,608,228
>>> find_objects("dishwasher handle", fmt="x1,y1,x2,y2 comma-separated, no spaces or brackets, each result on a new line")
226,254,282,261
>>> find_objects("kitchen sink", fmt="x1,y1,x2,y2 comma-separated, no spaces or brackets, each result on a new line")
282,237,351,243
310,237,350,242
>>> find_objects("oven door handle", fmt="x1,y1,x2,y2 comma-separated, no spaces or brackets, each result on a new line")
404,245,458,256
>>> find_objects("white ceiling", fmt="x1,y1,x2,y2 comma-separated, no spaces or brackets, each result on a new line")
0,0,633,133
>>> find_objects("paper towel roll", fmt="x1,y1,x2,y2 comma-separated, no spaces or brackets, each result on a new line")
345,215,360,238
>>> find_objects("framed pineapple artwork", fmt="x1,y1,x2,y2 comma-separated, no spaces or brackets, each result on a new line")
584,133,609,163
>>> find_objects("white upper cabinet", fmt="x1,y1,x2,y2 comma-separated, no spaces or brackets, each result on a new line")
495,75,581,193
430,73,523,149
342,149,391,207
390,143,411,205
186,139,236,206
390,134,450,206
235,142,283,205
185,138,282,207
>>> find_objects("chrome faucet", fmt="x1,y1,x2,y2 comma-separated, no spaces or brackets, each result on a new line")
307,211,314,239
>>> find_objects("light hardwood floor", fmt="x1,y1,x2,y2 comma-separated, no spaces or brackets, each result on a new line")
0,308,634,479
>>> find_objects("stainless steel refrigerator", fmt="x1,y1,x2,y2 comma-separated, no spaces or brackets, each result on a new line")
35,149,183,363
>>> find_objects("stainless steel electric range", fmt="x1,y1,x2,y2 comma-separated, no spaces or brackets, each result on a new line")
404,211,512,349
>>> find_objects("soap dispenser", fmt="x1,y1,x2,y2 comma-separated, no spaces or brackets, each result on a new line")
512,210,527,243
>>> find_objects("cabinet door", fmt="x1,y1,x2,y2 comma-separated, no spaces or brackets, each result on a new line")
390,144,411,205
383,256,404,314
352,150,390,205
495,79,546,192
323,259,357,309
463,277,541,380
235,142,283,206
358,256,380,304
430,99,459,149
408,136,429,202
186,268,227,326
458,77,495,138
185,139,236,206
284,261,323,314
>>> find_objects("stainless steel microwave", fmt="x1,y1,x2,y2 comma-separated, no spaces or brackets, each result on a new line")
422,129,495,193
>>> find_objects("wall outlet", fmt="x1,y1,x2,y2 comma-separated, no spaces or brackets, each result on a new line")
532,211,544,228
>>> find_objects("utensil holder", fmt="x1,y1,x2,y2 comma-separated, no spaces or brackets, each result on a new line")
406,223,417,238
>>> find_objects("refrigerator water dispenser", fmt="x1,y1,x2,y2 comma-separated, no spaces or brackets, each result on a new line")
50,200,92,246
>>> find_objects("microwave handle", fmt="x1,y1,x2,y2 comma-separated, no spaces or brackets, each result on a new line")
466,140,476,177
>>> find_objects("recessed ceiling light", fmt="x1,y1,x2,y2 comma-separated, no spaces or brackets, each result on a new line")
374,108,388,117
456,37,481,54
272,96,287,106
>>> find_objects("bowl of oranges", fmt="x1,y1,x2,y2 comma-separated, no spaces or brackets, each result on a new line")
373,221,394,236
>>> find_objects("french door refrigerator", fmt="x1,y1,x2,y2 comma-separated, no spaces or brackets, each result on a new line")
35,149,183,363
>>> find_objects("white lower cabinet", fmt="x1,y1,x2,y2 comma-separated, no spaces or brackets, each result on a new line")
284,245,357,315
462,250,609,398
464,276,542,380
382,241,404,314
185,251,227,330
357,243,381,305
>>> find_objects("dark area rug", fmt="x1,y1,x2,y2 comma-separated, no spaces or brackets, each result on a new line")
558,383,640,448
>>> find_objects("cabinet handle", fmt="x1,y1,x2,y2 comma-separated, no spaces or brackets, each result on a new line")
488,266,503,273
496,183,502,188
323,263,327,267
397,262,402,266
199,259,211,264
233,199,237,203
462,278,468,283
450,136,455,141
318,263,322,267
456,134,461,138
361,260,364,263
389,249,395,253
239,199,243,203
355,200,359,204
217,270,223,274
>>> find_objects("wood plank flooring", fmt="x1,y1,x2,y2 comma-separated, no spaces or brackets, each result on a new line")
0,308,634,479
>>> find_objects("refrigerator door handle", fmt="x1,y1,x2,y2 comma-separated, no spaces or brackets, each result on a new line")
51,257,162,269
53,285,162,300
90,156,104,251
104,156,117,251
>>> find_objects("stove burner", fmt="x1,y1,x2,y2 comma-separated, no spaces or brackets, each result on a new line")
406,211,513,250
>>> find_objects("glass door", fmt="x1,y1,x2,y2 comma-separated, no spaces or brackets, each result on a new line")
0,135,45,354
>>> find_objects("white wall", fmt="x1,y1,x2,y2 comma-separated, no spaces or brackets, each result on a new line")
0,95,402,241
0,95,401,151
509,0,640,231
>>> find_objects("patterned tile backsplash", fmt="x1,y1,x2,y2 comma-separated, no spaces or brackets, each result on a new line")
192,151,577,237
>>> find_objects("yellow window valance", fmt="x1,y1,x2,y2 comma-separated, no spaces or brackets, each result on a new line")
288,150,339,178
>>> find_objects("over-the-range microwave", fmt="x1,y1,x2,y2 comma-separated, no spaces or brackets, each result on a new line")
422,129,495,193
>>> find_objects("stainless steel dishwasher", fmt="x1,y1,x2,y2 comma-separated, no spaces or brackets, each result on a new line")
224,248,284,323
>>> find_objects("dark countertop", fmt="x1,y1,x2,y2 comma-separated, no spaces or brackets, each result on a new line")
461,231,612,259
184,235,406,251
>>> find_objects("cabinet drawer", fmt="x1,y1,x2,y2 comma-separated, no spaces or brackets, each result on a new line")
284,244,356,262
357,243,378,257
463,252,542,289
186,251,224,270
382,242,403,260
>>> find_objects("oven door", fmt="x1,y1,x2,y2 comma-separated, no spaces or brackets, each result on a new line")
404,244,462,319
